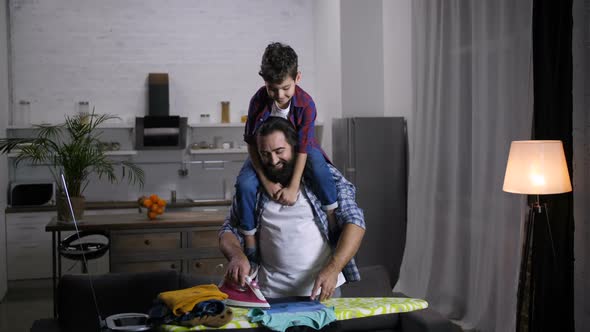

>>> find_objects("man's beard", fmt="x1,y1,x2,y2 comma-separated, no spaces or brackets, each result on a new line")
262,157,295,187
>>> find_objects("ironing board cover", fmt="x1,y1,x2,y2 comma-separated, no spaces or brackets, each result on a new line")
159,297,428,331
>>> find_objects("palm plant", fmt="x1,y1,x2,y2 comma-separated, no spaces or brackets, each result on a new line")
0,112,144,198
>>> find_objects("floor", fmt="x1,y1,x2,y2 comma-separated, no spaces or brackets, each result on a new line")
0,278,53,332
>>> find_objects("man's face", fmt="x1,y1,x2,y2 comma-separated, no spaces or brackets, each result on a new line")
264,72,301,109
257,130,295,186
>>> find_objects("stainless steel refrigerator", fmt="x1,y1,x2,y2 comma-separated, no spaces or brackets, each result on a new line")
332,117,408,288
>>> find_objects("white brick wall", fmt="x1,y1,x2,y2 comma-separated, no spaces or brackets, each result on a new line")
9,0,316,124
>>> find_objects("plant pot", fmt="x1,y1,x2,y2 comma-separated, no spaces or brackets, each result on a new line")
56,192,85,222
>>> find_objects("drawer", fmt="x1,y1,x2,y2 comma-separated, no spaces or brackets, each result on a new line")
6,212,54,243
189,230,219,248
6,224,49,244
7,241,52,280
111,260,182,273
111,232,181,251
6,212,55,225
189,258,226,276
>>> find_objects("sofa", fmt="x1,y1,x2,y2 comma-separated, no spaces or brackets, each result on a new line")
31,266,456,332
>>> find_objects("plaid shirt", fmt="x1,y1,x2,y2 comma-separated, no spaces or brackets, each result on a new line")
244,85,321,155
219,164,365,283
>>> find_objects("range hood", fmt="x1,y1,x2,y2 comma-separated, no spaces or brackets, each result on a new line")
136,73,187,150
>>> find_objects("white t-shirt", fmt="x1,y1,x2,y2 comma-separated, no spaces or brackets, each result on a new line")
257,191,345,298
270,101,290,119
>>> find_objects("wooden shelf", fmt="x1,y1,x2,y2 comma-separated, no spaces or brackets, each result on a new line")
189,148,247,154
7,150,138,158
7,123,134,129
104,150,138,156
188,123,245,128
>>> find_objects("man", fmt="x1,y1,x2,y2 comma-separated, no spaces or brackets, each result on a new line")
219,117,365,301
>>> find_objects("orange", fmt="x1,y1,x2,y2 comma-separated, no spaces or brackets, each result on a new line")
150,194,159,202
157,208,164,214
158,198,166,207
150,204,159,212
143,199,153,208
148,211,158,220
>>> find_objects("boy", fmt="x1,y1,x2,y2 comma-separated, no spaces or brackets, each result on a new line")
236,42,338,265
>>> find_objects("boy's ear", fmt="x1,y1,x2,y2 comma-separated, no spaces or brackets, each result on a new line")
295,71,302,84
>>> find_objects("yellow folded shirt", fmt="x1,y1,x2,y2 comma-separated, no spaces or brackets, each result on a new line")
158,284,228,316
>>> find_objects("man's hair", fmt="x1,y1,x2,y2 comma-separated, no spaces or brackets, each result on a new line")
257,117,298,149
258,42,298,84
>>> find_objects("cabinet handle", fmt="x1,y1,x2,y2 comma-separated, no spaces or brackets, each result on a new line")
144,239,151,246
170,263,176,269
195,262,202,268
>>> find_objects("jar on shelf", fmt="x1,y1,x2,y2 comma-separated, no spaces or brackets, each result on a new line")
221,101,230,123
78,101,90,124
15,100,31,126
200,114,211,123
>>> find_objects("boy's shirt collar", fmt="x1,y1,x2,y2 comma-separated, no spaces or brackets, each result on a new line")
265,85,305,109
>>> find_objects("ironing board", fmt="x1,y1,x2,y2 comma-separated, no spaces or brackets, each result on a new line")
160,297,428,331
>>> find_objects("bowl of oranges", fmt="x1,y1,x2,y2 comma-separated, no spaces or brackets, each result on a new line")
139,194,167,220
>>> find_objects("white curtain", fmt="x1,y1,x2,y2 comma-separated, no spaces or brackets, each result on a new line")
395,1,533,331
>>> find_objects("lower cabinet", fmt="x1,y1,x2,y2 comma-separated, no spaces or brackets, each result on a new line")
111,260,183,273
6,210,117,280
109,225,225,278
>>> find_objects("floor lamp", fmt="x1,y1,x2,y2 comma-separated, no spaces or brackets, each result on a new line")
502,140,572,332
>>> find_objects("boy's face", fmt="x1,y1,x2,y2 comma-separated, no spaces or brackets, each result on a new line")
265,72,301,109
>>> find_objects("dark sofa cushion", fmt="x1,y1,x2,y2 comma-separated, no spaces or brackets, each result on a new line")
341,265,394,298
58,270,179,332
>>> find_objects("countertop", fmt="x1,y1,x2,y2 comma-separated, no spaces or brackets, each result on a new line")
5,199,231,214
45,210,228,231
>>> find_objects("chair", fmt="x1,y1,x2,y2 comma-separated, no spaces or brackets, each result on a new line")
58,230,110,273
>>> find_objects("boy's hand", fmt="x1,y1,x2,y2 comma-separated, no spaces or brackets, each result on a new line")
275,185,298,206
262,180,283,199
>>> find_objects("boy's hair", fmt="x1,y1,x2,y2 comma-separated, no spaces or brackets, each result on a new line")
256,117,298,149
258,42,298,84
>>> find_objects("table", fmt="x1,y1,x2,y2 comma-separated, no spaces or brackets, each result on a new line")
45,211,228,318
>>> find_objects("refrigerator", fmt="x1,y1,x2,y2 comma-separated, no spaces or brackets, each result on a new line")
332,117,408,288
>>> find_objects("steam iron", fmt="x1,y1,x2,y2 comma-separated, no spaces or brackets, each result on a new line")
218,266,270,308
59,173,154,332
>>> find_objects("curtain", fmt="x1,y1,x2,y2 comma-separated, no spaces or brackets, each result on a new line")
395,2,534,331
530,0,574,330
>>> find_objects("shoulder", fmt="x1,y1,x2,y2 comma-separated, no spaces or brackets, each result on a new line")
250,86,268,102
293,86,315,108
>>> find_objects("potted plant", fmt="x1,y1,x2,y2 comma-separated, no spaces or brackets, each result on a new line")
0,112,144,221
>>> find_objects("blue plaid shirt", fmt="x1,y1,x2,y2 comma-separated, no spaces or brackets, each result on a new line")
219,164,365,283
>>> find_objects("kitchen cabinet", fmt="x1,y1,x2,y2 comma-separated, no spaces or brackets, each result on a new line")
6,211,56,280
44,211,228,278
109,225,225,277
5,209,135,280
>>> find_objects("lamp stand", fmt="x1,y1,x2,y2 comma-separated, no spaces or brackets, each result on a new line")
516,200,557,332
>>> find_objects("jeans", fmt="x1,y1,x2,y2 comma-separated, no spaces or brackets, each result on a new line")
235,146,338,234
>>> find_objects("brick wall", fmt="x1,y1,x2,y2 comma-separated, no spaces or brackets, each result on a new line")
9,0,316,124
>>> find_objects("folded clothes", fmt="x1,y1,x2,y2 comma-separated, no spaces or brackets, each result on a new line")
179,301,233,328
149,299,233,328
248,301,337,332
158,284,228,316
265,300,327,314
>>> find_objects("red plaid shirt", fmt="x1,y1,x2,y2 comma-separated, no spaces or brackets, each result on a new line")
244,85,321,154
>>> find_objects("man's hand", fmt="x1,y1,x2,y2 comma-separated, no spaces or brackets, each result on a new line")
274,185,298,205
224,249,252,287
310,262,340,301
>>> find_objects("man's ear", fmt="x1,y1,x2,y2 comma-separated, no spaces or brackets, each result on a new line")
295,71,302,84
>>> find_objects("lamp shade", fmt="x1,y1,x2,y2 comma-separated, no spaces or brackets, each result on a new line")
503,140,572,194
